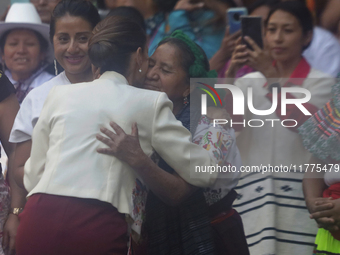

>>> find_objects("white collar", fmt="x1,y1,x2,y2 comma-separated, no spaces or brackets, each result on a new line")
99,71,129,85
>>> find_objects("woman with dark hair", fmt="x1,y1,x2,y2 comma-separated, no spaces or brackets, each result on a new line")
214,0,279,78
97,30,249,255
0,3,54,104
218,0,340,78
16,15,218,255
3,0,101,253
225,1,335,254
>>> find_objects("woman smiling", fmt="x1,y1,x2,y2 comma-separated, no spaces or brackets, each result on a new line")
97,30,248,255
0,3,54,104
225,1,335,254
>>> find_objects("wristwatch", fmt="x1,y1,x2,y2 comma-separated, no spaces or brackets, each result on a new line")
10,208,23,215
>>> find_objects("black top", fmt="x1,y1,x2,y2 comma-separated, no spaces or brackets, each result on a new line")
0,70,15,103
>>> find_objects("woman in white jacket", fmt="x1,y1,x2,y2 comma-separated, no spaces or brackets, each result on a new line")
15,15,218,255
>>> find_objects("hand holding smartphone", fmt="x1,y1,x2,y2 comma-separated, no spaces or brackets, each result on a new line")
241,16,263,50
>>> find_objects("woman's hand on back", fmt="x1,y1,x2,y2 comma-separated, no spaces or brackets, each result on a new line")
96,122,148,169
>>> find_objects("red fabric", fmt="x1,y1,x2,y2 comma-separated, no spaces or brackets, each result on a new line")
323,183,340,241
16,193,128,255
224,58,313,132
263,58,317,132
323,183,340,199
263,58,311,88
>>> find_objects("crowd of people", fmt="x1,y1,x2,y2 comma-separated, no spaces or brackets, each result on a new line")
0,0,340,254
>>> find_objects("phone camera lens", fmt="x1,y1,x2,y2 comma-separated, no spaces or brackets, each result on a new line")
233,13,240,21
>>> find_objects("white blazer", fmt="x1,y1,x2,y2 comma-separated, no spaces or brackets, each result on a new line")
24,71,217,218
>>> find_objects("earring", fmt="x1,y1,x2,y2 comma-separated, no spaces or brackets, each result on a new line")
54,59,58,76
139,68,142,73
183,96,189,106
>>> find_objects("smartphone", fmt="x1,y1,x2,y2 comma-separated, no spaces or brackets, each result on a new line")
227,7,248,34
241,16,263,50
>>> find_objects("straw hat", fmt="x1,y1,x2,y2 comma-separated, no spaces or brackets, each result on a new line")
0,3,54,64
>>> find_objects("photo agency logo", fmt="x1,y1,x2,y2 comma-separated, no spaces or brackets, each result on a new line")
197,81,312,128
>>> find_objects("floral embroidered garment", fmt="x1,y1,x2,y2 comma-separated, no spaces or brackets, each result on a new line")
129,116,241,235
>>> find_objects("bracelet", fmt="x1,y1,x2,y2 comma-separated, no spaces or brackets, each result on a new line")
9,208,23,215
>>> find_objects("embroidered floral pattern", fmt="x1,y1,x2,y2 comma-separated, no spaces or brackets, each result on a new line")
194,116,237,205
131,178,148,235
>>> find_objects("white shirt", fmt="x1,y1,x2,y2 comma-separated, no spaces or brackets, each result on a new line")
6,69,54,104
234,68,334,167
303,27,340,77
232,67,334,255
24,71,218,220
9,72,70,143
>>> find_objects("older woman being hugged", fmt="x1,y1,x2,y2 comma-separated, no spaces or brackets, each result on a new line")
0,3,54,104
97,30,249,255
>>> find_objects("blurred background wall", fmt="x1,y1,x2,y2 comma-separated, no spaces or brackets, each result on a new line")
0,0,10,18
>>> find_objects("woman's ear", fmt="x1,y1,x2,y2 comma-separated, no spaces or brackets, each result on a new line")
183,86,190,98
136,47,143,69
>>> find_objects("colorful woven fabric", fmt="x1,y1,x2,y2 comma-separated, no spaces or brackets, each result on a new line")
298,79,340,161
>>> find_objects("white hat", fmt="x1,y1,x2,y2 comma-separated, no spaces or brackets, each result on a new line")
0,3,54,64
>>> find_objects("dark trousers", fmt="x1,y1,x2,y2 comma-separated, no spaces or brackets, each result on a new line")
16,193,128,255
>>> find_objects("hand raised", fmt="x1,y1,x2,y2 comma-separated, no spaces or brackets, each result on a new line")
243,36,277,78
220,27,241,59
225,37,248,78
